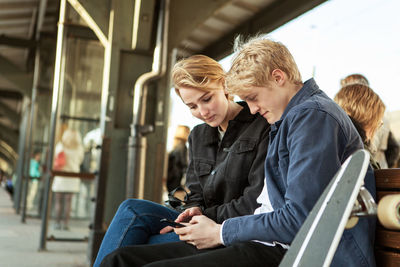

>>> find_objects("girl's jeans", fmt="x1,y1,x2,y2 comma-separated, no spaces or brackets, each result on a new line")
93,199,180,267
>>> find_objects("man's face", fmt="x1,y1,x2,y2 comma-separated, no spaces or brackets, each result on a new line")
238,83,290,124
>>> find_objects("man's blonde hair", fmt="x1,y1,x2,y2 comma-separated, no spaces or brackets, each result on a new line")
171,55,233,100
334,84,385,138
226,36,302,95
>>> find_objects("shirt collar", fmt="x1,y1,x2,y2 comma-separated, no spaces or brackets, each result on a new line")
272,78,320,130
203,101,255,145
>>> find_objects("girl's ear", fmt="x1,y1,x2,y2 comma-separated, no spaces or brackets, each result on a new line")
224,86,229,96
222,79,230,99
271,69,285,85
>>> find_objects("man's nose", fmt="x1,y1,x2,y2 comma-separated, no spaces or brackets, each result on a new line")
248,104,259,115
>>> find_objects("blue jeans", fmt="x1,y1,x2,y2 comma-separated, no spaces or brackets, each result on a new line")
93,199,180,267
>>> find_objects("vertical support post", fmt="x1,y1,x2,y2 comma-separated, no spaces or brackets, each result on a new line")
14,97,30,214
21,47,40,223
39,0,67,251
87,137,110,265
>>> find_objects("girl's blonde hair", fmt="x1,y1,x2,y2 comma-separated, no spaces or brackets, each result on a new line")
61,129,83,149
226,36,302,95
171,55,233,100
340,73,369,87
334,84,385,139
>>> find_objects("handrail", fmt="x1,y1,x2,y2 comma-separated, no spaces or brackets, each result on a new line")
50,170,96,180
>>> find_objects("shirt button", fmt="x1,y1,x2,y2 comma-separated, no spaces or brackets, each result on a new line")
211,170,216,175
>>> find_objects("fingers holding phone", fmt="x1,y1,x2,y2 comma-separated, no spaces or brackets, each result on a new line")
160,218,186,228
176,207,202,222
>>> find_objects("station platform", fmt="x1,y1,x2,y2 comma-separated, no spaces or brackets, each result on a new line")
0,187,89,267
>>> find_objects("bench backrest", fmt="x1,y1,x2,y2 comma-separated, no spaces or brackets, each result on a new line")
374,168,400,267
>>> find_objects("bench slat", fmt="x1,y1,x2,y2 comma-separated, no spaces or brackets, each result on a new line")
374,169,400,267
375,168,400,189
377,191,400,201
375,249,400,267
375,227,400,249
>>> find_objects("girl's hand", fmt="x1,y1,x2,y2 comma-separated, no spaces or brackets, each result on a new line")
176,207,203,223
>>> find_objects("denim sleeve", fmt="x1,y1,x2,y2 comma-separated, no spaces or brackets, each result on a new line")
222,109,349,246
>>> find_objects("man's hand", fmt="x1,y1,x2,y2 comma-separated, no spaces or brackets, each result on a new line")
174,215,222,249
159,207,202,234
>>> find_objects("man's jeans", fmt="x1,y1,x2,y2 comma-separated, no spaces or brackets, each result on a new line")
93,199,180,267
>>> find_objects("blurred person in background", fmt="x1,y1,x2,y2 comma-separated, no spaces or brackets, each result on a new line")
166,125,190,192
340,73,399,168
334,83,386,169
27,149,42,212
51,129,84,230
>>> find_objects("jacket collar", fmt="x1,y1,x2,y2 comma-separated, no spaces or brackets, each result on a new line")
202,101,254,146
271,78,320,132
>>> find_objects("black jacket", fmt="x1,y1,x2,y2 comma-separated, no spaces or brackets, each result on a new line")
185,102,270,223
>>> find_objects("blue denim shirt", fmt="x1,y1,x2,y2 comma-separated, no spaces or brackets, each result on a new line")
222,79,376,267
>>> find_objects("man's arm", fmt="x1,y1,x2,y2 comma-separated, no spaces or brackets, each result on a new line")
222,109,353,245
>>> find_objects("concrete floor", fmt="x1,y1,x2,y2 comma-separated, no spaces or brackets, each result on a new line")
0,187,89,267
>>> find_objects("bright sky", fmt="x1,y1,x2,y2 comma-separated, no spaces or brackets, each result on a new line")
168,0,400,150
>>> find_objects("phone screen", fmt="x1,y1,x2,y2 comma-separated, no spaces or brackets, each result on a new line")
160,218,186,228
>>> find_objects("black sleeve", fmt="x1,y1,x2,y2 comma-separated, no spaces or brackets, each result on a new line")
184,133,205,208
202,129,269,223
385,131,400,168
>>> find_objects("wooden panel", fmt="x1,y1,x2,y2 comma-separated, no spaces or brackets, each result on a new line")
375,169,400,189
375,249,400,267
374,169,400,267
375,228,400,249
377,191,400,201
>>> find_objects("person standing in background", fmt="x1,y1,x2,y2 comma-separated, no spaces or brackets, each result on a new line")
52,129,84,230
167,125,190,192
27,149,42,212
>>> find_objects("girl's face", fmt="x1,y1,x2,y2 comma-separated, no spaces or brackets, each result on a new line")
178,83,229,128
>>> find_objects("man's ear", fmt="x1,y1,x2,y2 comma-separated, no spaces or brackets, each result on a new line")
271,69,285,85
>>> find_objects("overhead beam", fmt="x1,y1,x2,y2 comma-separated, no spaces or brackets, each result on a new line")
0,1,38,9
169,0,231,51
0,55,32,95
0,90,24,99
0,101,20,125
201,0,327,59
67,0,110,46
0,34,37,48
0,124,18,150
36,0,49,37
0,141,18,163
65,24,98,40
0,151,15,168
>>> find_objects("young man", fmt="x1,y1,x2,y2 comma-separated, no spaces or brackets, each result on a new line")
101,38,376,267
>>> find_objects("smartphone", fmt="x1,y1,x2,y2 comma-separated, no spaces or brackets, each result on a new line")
160,218,186,228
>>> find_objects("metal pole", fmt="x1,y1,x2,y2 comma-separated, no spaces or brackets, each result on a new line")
39,0,67,251
126,0,169,198
21,48,40,223
14,98,30,213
